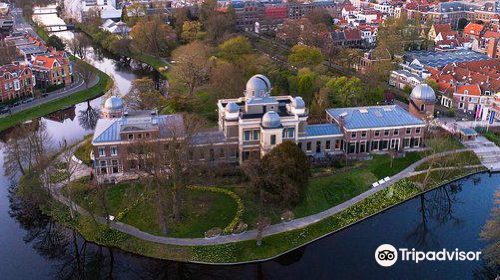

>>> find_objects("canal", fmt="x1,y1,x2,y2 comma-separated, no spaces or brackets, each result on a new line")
1,15,500,280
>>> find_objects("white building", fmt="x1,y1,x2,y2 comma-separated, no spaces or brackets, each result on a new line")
64,0,122,22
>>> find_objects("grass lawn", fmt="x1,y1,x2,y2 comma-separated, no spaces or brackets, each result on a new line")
408,166,486,189
414,151,481,171
364,152,422,179
74,136,93,166
481,131,500,146
66,180,238,238
424,135,464,153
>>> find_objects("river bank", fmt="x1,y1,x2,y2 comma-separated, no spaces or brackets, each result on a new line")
36,144,486,264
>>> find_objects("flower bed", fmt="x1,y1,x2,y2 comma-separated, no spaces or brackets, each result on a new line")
187,185,244,235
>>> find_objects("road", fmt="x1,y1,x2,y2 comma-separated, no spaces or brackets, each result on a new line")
10,7,35,36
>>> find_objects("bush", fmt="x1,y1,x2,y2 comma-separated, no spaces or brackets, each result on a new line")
74,138,93,166
55,161,68,170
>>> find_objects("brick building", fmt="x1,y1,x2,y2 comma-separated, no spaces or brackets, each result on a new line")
0,64,35,102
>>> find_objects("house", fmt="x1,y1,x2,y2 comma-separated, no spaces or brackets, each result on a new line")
427,24,452,41
32,54,72,89
389,69,424,90
100,19,130,35
92,74,430,180
463,23,486,40
0,64,35,102
63,0,122,22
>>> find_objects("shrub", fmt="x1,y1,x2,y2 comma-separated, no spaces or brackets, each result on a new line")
55,161,68,170
49,170,70,184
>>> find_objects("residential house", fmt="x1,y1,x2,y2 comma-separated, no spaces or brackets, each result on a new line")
0,64,35,102
32,54,72,89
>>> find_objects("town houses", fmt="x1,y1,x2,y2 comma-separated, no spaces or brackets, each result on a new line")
0,64,35,102
91,75,430,179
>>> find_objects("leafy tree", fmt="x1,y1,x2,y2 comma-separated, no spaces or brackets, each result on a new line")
170,41,212,96
297,71,314,104
259,141,311,208
67,33,90,59
84,7,102,30
181,21,205,43
124,78,166,110
47,35,65,51
288,45,323,68
130,16,177,56
217,36,253,61
458,18,469,30
403,84,412,95
326,76,363,107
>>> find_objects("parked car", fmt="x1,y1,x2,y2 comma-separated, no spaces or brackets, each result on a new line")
12,101,20,107
1,107,11,114
24,97,34,103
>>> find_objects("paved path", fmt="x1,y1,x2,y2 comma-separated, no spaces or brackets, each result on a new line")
45,147,481,246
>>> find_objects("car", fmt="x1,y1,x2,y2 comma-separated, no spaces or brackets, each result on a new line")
12,101,20,107
1,107,10,114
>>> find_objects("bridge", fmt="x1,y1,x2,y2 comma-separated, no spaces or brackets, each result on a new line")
43,24,75,32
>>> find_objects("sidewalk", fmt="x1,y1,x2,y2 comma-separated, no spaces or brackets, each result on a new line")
46,147,480,246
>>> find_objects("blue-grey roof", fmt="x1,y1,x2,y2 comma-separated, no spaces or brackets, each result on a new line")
326,105,424,130
404,50,491,69
306,124,342,137
460,127,477,136
92,119,121,144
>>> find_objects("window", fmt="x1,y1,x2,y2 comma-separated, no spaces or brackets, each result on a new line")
110,146,117,156
406,128,411,134
361,131,367,138
288,127,295,138
244,130,251,141
128,134,134,140
335,139,341,150
372,140,379,150
138,133,142,139
404,138,411,148
326,140,331,150
220,148,225,158
420,104,425,111
351,132,357,138
416,127,421,134
381,140,389,150
374,130,380,137
164,143,169,151
99,160,107,174
270,135,276,145
145,133,150,138
111,160,118,173
98,147,105,157
384,130,390,136
306,142,312,151
393,129,399,136
252,130,259,140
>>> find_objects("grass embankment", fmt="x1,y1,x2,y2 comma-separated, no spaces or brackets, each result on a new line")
74,136,93,166
414,151,481,171
0,61,112,131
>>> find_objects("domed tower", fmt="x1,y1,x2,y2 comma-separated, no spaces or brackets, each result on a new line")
224,101,239,121
245,74,271,100
102,96,124,119
261,111,283,157
409,84,436,120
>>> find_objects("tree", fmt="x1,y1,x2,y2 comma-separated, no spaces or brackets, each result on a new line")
424,78,438,93
305,9,332,27
209,60,245,99
84,7,102,30
124,78,166,110
130,16,177,56
67,33,90,59
48,35,65,51
279,19,302,46
326,76,363,107
297,71,314,105
201,0,235,43
403,84,412,95
74,60,95,89
217,36,253,61
458,18,469,30
181,21,205,43
78,102,100,130
170,41,212,96
259,141,311,208
58,140,81,220
288,45,323,68
0,41,19,65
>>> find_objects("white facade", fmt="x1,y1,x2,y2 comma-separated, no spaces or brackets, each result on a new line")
64,0,121,22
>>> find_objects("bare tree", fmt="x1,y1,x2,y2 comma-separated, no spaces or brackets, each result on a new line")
67,33,90,59
74,60,95,89
59,140,82,220
0,41,20,65
170,41,212,96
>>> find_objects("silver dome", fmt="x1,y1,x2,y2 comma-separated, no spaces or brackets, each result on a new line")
262,111,281,128
293,96,305,109
411,84,436,102
246,74,271,99
104,96,124,110
225,102,239,113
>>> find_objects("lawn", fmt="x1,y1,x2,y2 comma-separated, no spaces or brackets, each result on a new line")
414,151,481,171
66,179,238,238
364,152,422,179
481,130,500,146
74,136,93,166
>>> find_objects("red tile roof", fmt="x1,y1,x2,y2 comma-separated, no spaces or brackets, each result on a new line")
464,23,485,35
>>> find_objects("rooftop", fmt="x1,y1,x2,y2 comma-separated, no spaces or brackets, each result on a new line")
306,124,342,137
326,105,425,130
404,50,492,69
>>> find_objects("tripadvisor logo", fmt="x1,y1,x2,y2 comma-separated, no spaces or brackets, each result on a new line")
375,244,482,267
